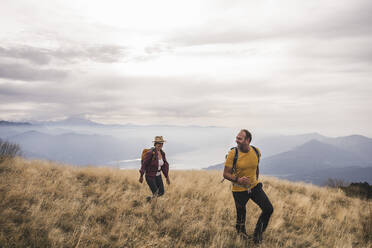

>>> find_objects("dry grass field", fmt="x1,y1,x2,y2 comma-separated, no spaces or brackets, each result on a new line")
0,157,371,248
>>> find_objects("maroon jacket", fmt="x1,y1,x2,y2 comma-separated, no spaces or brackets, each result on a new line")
140,148,169,178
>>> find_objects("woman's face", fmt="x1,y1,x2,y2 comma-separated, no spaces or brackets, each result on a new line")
155,142,164,150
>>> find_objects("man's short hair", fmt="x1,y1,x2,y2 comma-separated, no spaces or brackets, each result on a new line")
241,129,252,142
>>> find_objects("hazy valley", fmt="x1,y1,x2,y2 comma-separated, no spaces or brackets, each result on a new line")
2,117,372,186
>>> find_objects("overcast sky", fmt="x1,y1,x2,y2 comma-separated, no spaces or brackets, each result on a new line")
0,0,371,136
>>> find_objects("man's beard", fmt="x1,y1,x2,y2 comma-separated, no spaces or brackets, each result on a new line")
238,142,249,152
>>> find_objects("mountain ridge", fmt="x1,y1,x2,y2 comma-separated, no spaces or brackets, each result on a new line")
204,137,372,185
0,120,32,126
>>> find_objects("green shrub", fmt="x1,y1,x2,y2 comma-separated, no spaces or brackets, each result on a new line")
340,182,372,199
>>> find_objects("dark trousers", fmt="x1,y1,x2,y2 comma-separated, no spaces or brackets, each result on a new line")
232,183,273,235
145,175,165,197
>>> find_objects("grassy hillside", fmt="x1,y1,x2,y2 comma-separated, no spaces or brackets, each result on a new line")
0,158,371,248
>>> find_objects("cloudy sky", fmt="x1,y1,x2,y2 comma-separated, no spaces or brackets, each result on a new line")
1,0,371,136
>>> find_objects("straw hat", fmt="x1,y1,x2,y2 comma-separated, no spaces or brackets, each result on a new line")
153,136,166,143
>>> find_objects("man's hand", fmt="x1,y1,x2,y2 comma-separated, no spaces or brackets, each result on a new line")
166,177,170,185
237,176,250,185
139,175,143,183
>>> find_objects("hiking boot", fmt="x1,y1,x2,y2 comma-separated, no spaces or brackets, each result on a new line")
253,235,262,245
253,222,263,244
236,224,249,239
236,223,244,233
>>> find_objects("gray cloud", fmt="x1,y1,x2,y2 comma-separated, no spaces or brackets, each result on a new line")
54,45,129,63
0,62,68,81
0,44,129,65
1,71,371,136
290,37,372,65
168,0,372,47
3,73,369,121
1,0,371,136
0,46,51,65
81,73,372,110
144,43,173,55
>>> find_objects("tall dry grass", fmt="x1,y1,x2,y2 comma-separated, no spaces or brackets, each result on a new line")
0,139,21,163
0,158,371,248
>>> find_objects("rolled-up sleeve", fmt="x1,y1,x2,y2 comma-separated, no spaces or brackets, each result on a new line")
224,149,234,169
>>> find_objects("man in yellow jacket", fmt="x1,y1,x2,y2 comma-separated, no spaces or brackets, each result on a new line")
223,129,273,244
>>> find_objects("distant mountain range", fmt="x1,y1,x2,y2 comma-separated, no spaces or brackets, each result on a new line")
204,135,372,185
322,135,372,161
279,166,372,185
261,139,371,175
29,116,106,127
3,127,196,167
2,117,372,184
0,120,31,126
8,130,136,165
255,132,327,157
4,116,219,129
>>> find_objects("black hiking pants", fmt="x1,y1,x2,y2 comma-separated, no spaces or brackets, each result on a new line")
146,175,165,197
232,183,273,235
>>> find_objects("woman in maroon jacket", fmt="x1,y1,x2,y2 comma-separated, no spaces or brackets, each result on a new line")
139,136,170,200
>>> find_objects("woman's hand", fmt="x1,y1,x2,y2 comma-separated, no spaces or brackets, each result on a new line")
139,175,143,183
166,177,170,185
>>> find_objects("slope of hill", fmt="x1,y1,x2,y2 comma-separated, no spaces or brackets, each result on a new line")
0,158,370,248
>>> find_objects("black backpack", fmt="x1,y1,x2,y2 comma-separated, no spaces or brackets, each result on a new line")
221,146,261,182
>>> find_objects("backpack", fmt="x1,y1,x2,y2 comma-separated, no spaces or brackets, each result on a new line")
141,148,155,162
221,145,261,182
